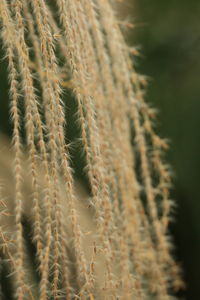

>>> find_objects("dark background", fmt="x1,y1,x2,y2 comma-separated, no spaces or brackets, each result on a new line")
123,1,200,299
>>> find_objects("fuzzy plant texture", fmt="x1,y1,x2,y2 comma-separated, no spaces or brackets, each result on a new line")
0,1,183,300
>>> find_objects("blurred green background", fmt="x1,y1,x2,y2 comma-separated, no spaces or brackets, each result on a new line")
125,0,200,299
